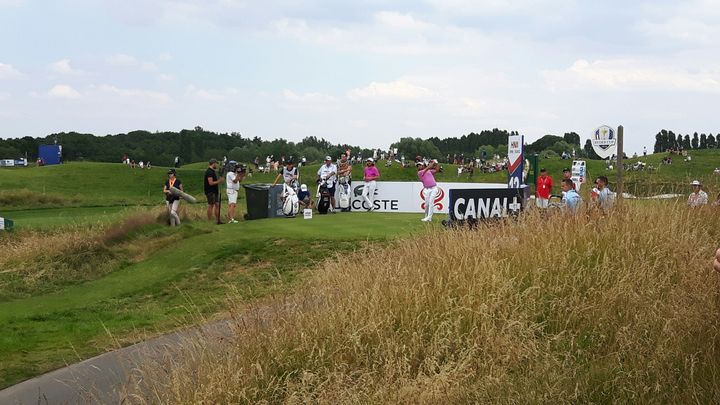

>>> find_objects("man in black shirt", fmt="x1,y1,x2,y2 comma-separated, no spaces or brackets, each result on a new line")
204,159,223,224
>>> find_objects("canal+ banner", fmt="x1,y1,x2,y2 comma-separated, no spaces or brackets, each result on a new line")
449,187,528,220
348,181,508,213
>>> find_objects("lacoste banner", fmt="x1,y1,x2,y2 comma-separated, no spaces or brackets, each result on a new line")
449,188,527,220
349,181,507,213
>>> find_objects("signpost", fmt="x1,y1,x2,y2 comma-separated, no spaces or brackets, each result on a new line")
571,160,586,191
507,135,524,188
591,125,617,160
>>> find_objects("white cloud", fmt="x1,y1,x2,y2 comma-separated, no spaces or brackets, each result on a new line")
48,84,82,99
542,59,720,93
0,92,10,101
347,80,435,100
98,84,172,103
49,59,86,75
0,62,23,79
374,11,433,31
106,53,158,72
282,89,336,103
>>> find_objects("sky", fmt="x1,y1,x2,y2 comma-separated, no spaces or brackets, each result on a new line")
1,0,719,154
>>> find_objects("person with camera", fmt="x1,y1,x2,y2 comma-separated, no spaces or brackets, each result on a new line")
226,163,246,223
417,160,439,222
204,158,223,224
163,168,183,227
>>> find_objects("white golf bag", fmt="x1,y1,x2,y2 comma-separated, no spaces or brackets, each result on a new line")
282,183,299,217
338,176,351,210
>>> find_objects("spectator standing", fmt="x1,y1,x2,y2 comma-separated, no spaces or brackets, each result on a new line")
688,180,708,208
163,169,183,227
561,179,582,214
362,158,380,211
338,153,352,185
226,163,244,223
317,156,338,210
417,160,439,222
536,168,553,209
204,159,223,224
591,176,614,211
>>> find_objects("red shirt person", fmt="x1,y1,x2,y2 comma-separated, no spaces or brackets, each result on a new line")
536,168,553,209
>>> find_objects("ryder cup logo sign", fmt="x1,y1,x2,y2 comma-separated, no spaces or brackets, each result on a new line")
419,187,445,211
592,125,617,159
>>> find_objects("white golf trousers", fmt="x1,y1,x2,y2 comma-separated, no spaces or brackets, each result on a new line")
424,186,439,219
166,200,181,226
362,180,377,209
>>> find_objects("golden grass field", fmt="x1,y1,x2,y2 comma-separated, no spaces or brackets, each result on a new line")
124,201,720,404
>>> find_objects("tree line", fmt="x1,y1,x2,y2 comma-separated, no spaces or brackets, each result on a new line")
1,127,702,166
654,130,719,153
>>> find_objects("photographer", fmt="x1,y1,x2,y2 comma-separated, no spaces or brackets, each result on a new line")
226,163,246,223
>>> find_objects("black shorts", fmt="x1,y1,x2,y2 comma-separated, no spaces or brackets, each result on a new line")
206,192,219,205
326,185,336,196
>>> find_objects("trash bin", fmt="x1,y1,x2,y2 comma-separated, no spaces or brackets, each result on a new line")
0,217,13,230
243,184,285,220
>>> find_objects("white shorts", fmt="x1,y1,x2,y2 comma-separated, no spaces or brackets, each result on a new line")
536,197,549,208
227,190,238,204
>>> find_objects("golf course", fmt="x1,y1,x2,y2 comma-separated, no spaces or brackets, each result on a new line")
1,154,719,403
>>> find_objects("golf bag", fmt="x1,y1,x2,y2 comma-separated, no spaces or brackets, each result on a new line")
317,183,331,214
338,176,351,211
282,184,299,217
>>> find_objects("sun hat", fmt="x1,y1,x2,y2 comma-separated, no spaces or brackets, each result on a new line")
366,158,374,163
300,184,308,191
691,180,702,186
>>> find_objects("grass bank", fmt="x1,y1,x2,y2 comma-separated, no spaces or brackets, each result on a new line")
133,202,720,403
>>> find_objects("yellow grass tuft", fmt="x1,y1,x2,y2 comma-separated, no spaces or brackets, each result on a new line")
130,202,720,404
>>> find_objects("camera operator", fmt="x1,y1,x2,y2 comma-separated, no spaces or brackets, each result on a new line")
226,163,246,223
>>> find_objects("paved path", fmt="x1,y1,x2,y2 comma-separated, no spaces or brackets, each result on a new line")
0,320,234,404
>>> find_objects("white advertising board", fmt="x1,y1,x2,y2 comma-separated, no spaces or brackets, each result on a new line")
591,125,617,159
571,160,586,192
348,181,508,213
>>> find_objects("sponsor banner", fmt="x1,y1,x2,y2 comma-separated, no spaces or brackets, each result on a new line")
350,181,507,213
507,135,524,188
571,160,586,192
449,188,526,221
0,159,15,167
591,125,617,159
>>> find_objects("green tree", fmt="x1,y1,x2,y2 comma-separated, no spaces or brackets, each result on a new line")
563,132,581,145
551,141,573,155
583,139,601,159
683,134,691,150
391,137,441,159
691,132,699,149
526,135,564,154
708,134,717,149
700,133,708,149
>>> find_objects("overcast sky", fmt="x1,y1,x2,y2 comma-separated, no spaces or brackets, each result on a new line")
1,0,719,153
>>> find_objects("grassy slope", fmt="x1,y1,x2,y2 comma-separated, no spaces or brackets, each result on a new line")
0,212,433,388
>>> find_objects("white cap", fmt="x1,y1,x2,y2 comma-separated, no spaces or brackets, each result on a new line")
366,158,374,163
691,180,701,186
324,155,332,161
300,184,308,191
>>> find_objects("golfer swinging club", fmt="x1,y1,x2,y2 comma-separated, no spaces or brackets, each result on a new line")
163,168,183,226
417,159,439,222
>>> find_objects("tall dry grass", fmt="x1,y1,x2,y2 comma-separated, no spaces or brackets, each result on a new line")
130,202,720,404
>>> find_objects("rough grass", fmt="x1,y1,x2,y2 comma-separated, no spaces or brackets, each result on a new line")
0,209,189,300
130,202,720,404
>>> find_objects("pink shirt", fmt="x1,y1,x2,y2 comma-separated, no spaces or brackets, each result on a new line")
364,166,379,181
418,169,437,188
